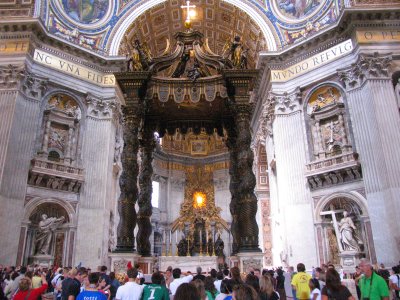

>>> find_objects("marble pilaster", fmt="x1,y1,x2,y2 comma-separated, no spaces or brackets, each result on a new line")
0,66,48,265
74,94,117,268
269,88,318,267
338,53,400,264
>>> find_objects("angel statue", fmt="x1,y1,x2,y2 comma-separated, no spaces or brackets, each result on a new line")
222,36,248,69
34,214,65,255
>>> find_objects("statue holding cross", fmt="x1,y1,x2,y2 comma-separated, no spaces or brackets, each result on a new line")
320,209,362,253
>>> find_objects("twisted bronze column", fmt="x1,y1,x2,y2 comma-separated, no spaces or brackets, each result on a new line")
137,128,155,256
234,105,260,252
225,123,240,255
116,106,140,252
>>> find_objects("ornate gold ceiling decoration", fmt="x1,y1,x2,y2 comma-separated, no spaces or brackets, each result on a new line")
161,129,228,157
119,0,267,69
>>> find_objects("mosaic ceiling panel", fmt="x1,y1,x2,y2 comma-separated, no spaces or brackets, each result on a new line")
38,0,344,56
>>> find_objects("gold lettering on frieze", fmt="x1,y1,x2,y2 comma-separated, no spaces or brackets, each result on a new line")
270,39,353,82
0,40,29,54
33,49,115,87
356,29,400,44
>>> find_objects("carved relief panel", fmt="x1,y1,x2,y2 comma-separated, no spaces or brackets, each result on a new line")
307,86,352,160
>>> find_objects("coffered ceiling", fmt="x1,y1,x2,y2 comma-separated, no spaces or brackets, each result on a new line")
119,0,268,69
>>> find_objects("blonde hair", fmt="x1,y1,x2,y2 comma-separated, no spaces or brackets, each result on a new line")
260,274,274,296
19,278,32,291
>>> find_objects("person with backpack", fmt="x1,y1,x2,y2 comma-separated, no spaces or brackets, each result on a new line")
389,265,400,300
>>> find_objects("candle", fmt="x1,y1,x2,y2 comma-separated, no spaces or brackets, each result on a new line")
206,230,208,242
176,230,178,243
163,230,166,243
170,230,172,244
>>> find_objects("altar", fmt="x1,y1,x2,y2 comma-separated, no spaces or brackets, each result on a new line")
159,255,218,273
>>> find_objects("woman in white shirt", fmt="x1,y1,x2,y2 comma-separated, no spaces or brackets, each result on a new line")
309,278,321,300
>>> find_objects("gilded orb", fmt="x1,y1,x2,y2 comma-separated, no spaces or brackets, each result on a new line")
184,19,192,29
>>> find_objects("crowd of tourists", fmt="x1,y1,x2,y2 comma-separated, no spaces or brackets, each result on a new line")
1,259,399,300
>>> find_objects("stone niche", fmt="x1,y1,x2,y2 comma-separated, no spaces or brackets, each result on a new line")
28,93,84,193
305,86,362,190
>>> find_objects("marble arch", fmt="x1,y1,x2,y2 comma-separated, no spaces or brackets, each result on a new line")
40,90,86,115
314,191,369,222
303,81,347,110
23,197,77,225
108,0,279,55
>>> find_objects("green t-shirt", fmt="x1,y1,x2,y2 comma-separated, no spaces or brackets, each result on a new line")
206,290,220,300
359,272,389,300
141,284,170,300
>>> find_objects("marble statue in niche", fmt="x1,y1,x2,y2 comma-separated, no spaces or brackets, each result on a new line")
338,211,362,252
35,214,65,255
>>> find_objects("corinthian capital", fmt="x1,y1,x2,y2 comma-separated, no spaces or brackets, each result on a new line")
338,53,392,90
21,71,48,101
268,87,302,115
0,64,24,89
86,94,119,119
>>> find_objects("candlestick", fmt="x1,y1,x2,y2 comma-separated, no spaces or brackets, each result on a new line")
169,230,172,244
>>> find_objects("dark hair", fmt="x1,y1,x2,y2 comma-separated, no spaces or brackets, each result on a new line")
77,267,87,276
88,272,100,284
217,271,224,280
221,279,234,294
25,271,33,279
151,272,163,285
210,269,217,278
109,272,115,281
233,283,259,300
127,268,138,279
191,279,206,299
172,268,182,279
297,263,306,272
245,273,260,293
205,276,218,297
309,278,320,290
392,266,400,274
20,267,27,274
11,272,19,281
325,269,342,291
230,266,243,284
174,282,200,300
100,266,107,272
223,269,230,277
